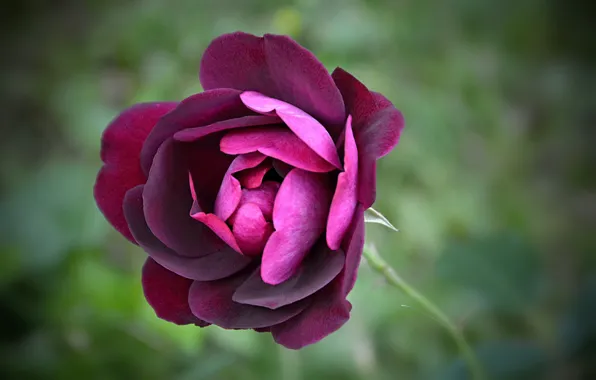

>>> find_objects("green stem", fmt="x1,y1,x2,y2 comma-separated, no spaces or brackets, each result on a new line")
363,247,485,380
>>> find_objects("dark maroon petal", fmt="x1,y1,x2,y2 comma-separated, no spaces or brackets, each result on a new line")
142,257,209,326
143,138,229,257
191,212,243,253
263,34,345,132
233,242,345,310
332,67,405,207
339,204,365,297
327,116,358,250
199,32,345,130
214,153,267,221
188,135,236,214
240,92,342,169
95,102,177,243
220,126,336,173
124,185,252,280
231,203,273,256
173,115,280,142
261,169,332,285
188,271,309,329
236,159,272,189
271,280,351,349
140,89,250,175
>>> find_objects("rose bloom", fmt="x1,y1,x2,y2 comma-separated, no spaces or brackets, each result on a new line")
95,32,404,349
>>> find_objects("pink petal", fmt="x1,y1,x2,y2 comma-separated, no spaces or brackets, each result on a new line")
188,271,309,329
339,204,365,297
261,169,332,285
95,102,177,243
331,68,405,208
240,91,342,169
124,185,252,281
191,211,242,254
140,89,249,175
236,159,272,189
233,241,344,309
220,126,336,173
143,138,232,257
142,258,209,326
173,115,280,142
271,280,351,349
199,32,345,130
326,116,358,250
231,203,273,256
236,181,279,221
214,153,267,221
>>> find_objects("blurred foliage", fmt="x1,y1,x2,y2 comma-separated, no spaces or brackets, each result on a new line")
0,0,594,379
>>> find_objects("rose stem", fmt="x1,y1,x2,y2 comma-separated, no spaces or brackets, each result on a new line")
362,245,486,380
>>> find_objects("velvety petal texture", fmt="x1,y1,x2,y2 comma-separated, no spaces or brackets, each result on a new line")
95,102,177,243
261,169,332,285
95,31,404,350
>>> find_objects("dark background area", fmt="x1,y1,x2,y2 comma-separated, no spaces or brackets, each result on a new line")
0,0,594,379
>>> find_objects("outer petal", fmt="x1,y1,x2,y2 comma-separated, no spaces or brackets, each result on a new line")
188,271,309,329
271,280,351,349
326,116,358,250
95,102,177,243
199,32,345,130
220,126,336,173
124,185,251,281
214,152,267,221
142,257,209,326
331,67,405,207
339,204,366,297
240,91,342,169
140,89,250,174
261,169,332,285
143,138,230,257
233,242,345,309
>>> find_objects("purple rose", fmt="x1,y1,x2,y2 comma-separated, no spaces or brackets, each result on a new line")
94,32,404,349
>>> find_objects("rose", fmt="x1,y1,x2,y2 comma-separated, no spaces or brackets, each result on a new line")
94,32,404,349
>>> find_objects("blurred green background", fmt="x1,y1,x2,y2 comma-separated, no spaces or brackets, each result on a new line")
1,0,594,379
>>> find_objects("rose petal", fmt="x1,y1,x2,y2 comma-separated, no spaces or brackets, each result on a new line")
191,211,243,254
240,92,342,169
271,280,351,349
144,138,230,257
188,271,309,329
339,204,365,296
142,257,209,326
236,159,272,189
173,115,280,142
140,89,250,175
187,136,236,213
124,185,252,281
214,153,267,221
261,169,332,285
199,32,345,130
95,102,177,243
231,203,273,256
233,241,345,309
272,160,292,178
331,68,405,208
326,116,358,250
236,181,279,221
220,126,336,173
